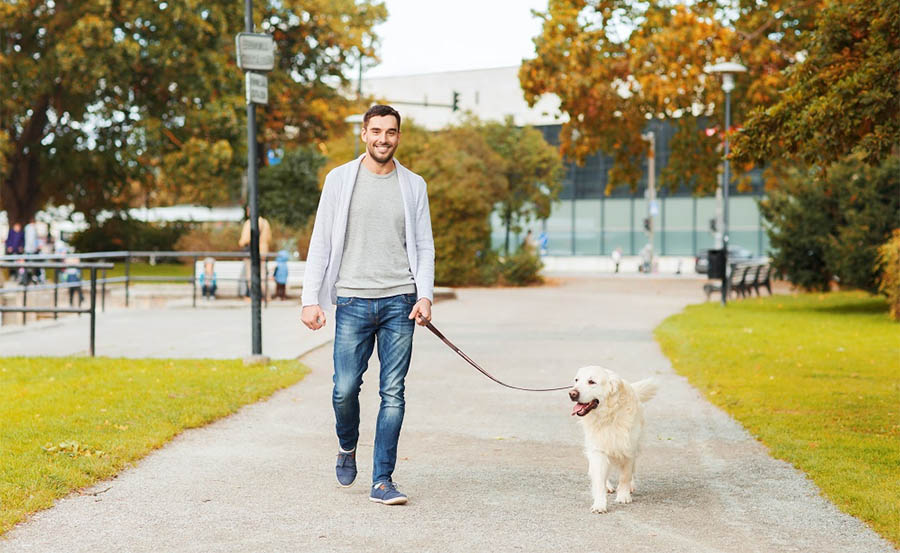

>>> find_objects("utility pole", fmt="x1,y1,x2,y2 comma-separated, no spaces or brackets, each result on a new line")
236,0,276,357
642,131,656,272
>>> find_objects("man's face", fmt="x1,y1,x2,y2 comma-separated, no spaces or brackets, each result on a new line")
361,114,400,164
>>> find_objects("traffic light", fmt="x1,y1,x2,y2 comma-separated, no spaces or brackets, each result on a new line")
643,217,651,231
709,218,717,232
452,91,459,112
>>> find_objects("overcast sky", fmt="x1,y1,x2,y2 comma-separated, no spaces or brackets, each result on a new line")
364,0,549,78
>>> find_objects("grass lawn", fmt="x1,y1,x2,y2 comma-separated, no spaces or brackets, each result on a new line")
104,261,195,281
655,291,899,546
0,357,308,535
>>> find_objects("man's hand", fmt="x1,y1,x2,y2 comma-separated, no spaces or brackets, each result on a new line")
408,298,432,326
301,304,326,330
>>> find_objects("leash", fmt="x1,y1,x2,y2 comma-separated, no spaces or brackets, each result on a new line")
421,319,570,392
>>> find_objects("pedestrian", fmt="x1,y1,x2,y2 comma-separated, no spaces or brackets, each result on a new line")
301,104,434,506
273,250,289,300
64,256,83,307
611,247,622,273
238,205,272,299
521,229,537,254
200,257,217,300
4,222,24,280
538,230,548,257
23,217,42,283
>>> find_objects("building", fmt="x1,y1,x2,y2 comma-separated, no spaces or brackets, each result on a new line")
359,66,770,259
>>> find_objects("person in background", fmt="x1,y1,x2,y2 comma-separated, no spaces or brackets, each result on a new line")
23,218,38,255
273,250,289,300
238,205,272,299
611,247,623,273
64,256,83,306
4,222,25,279
200,257,217,300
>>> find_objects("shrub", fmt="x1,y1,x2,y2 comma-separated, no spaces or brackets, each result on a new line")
876,230,900,321
70,216,188,254
760,155,899,292
498,248,544,286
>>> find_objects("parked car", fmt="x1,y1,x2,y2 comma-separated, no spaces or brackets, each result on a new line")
694,246,755,274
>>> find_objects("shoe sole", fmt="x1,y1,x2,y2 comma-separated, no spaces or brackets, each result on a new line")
369,496,408,505
337,478,356,488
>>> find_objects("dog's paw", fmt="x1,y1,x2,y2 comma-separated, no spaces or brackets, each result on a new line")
615,490,632,504
590,502,608,514
605,479,616,493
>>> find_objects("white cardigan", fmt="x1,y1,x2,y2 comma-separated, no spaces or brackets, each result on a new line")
301,155,435,308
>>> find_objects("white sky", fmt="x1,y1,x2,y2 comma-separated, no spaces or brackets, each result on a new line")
364,0,549,78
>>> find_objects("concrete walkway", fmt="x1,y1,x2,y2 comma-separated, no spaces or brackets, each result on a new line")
0,278,892,552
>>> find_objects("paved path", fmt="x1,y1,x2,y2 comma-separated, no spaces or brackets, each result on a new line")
1,279,892,552
0,299,333,359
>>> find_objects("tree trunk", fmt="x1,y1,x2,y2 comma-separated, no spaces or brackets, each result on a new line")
504,210,512,256
2,95,49,225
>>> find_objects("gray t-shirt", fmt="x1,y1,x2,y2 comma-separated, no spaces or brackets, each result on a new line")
335,164,416,298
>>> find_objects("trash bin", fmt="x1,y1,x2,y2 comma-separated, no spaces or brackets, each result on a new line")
707,248,726,279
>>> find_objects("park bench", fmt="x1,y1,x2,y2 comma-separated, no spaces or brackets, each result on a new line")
193,259,306,296
703,262,771,300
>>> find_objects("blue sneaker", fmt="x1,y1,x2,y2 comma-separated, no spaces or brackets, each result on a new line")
335,449,357,487
369,481,408,505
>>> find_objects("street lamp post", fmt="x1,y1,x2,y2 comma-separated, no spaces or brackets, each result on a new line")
344,114,364,158
707,62,746,306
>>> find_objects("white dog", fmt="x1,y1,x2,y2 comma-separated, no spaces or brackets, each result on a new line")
569,366,657,513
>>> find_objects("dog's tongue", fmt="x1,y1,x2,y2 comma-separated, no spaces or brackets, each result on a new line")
571,402,589,416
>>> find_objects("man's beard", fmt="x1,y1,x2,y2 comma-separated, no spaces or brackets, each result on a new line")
367,142,396,164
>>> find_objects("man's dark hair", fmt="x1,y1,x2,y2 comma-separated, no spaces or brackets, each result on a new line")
363,104,401,130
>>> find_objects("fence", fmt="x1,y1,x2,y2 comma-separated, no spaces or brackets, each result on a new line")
0,261,113,356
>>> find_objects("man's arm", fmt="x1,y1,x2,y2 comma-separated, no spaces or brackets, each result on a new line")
300,171,338,327
410,176,435,325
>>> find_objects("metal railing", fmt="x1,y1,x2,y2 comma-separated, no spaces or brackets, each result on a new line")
0,261,113,356
0,250,274,310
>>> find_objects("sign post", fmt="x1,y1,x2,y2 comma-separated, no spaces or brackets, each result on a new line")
238,2,275,357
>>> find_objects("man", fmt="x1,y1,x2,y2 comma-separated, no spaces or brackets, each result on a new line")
238,205,272,298
301,104,434,506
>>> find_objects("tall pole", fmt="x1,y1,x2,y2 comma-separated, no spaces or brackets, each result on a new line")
245,0,262,354
644,131,656,271
721,88,731,306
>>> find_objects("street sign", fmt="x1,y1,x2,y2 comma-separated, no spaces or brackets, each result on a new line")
245,72,268,104
235,32,275,71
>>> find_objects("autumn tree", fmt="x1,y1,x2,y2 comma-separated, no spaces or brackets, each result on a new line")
479,117,564,255
0,0,386,225
519,0,821,193
731,0,900,168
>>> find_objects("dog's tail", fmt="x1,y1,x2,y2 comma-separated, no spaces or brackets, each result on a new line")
631,378,658,403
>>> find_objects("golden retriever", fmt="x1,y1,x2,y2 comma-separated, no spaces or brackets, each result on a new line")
569,366,657,513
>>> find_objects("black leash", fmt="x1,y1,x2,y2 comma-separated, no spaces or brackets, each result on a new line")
422,320,570,392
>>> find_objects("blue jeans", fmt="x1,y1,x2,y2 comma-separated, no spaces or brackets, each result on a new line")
332,293,416,484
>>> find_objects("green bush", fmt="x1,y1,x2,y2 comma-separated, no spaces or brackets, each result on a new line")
70,216,189,254
760,155,899,292
499,248,544,286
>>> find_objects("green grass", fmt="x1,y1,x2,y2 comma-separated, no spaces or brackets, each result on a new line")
0,357,308,535
104,261,194,281
655,291,900,546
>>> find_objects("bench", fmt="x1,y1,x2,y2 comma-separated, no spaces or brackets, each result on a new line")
193,259,306,296
703,262,772,300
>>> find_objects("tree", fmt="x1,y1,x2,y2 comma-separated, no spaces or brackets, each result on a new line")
759,155,900,292
400,125,507,286
479,117,564,255
258,146,324,227
519,0,821,193
0,0,386,225
731,0,900,168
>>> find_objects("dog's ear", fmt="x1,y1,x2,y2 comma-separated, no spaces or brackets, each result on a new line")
605,375,624,402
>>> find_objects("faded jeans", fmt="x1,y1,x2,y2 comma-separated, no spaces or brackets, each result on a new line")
332,293,416,484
